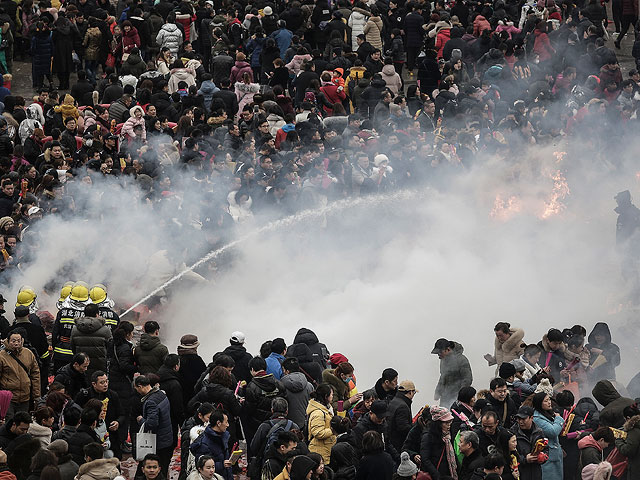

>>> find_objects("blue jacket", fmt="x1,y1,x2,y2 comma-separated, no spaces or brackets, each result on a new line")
190,425,233,480
198,80,220,113
140,388,174,449
265,353,285,379
533,411,564,480
270,28,293,58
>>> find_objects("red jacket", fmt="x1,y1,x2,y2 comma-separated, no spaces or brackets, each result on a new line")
122,27,141,53
473,15,491,36
533,30,554,62
319,82,346,115
435,29,451,59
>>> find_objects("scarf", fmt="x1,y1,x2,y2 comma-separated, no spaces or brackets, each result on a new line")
443,433,458,480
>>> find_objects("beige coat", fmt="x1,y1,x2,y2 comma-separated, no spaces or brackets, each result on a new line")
306,399,336,464
363,16,383,50
76,458,120,480
488,328,525,372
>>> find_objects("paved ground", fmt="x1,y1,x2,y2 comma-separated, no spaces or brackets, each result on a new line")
8,20,637,101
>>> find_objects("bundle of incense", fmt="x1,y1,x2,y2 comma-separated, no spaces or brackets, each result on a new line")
561,413,575,436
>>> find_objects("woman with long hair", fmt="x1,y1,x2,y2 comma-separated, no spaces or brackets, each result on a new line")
307,383,336,464
419,406,458,479
181,403,215,479
188,455,224,480
532,392,564,480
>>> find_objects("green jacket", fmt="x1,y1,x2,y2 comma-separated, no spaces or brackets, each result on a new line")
616,414,640,477
134,333,169,374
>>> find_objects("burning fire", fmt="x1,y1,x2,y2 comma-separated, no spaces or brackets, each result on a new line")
539,170,570,219
490,194,522,221
553,151,567,163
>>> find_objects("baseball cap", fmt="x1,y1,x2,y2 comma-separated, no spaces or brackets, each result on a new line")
14,305,30,317
516,405,534,419
431,338,451,354
398,380,418,393
370,400,390,418
230,331,245,344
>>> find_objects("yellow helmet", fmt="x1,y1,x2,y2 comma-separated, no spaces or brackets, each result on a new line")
16,288,36,307
69,281,90,302
59,281,75,302
90,284,107,304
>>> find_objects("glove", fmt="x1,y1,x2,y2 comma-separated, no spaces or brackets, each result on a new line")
537,452,548,463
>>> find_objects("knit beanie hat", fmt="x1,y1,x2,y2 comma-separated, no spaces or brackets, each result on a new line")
499,362,516,379
451,48,462,63
397,452,418,477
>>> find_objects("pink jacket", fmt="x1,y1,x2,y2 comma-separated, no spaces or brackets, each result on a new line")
122,116,146,141
473,15,491,36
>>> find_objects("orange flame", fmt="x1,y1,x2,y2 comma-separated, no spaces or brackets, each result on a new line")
539,170,570,219
490,194,522,221
553,151,567,163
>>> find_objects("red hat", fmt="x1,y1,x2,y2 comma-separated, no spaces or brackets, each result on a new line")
329,353,349,367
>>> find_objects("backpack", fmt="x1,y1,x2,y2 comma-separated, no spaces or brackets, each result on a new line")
263,419,293,456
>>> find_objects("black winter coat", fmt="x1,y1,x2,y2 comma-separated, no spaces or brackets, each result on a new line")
141,388,174,450
420,428,453,479
510,423,545,480
52,19,75,74
68,424,101,465
75,387,126,439
109,339,136,413
31,30,53,77
223,344,253,383
244,373,286,439
401,422,425,464
355,452,394,480
53,363,88,399
387,392,412,452
352,413,399,462
157,365,185,440
178,352,207,405
188,382,242,418
404,12,424,48
286,343,323,384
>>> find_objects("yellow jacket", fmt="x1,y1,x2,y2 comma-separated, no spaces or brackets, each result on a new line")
306,399,336,463
274,466,290,480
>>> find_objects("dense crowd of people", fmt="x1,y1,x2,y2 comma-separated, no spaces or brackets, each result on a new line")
0,0,635,479
0,295,639,480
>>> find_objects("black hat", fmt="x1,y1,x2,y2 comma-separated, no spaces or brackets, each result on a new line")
499,362,516,379
14,305,29,317
431,338,451,354
516,405,534,419
370,400,389,418
0,294,6,303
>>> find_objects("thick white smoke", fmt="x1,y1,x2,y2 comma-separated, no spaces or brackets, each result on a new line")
10,139,640,408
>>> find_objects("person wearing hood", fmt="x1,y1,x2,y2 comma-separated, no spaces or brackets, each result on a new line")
281,357,314,428
290,455,316,480
615,403,640,478
285,342,323,385
585,323,620,383
330,437,357,480
198,73,220,114
134,320,169,375
592,379,634,427
156,13,183,57
244,355,287,442
431,338,473,408
578,426,615,471
70,303,112,380
380,58,402,95
293,328,329,369
135,374,174,476
122,105,147,142
53,282,89,372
